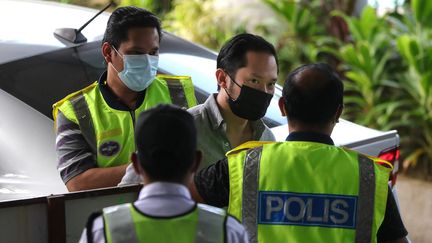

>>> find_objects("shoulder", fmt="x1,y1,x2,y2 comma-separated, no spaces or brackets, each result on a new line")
53,82,98,116
187,103,206,117
55,82,98,106
79,211,105,243
225,215,249,243
260,123,276,141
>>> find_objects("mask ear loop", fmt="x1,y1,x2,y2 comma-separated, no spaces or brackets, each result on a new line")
111,45,124,59
223,70,241,101
109,45,124,76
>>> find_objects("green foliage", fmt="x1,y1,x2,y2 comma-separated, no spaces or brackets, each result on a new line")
411,0,432,26
118,0,172,16
327,7,395,129
324,3,432,171
395,29,432,169
261,0,337,83
164,0,243,50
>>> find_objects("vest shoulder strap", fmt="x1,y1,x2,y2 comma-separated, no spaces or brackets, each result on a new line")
342,147,393,170
197,204,227,243
103,204,139,243
69,92,97,156
52,82,98,120
226,141,275,156
156,74,196,109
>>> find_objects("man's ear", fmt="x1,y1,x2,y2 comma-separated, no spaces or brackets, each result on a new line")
190,150,202,174
101,42,113,63
131,152,141,175
278,97,287,117
216,69,228,91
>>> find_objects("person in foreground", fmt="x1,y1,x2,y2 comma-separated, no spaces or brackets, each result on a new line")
80,104,249,243
53,6,196,192
192,63,409,243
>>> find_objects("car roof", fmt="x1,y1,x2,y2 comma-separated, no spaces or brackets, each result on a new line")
0,0,218,64
0,0,111,63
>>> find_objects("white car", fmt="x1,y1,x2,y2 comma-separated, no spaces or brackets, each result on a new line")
0,0,400,202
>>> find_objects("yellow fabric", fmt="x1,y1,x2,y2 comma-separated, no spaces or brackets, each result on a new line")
130,205,198,243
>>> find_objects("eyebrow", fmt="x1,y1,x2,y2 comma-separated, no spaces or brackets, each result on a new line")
128,46,159,52
251,73,278,82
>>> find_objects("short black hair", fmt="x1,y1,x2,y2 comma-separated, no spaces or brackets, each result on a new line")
134,105,197,181
216,33,278,90
102,6,162,49
282,63,344,125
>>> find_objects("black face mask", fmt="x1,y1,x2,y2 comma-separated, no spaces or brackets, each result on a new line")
225,81,273,121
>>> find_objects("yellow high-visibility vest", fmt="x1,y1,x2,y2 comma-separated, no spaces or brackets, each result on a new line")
103,203,226,243
227,141,391,243
53,75,197,168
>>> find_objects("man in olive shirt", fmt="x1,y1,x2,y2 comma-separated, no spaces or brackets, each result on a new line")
119,33,278,185
188,33,278,168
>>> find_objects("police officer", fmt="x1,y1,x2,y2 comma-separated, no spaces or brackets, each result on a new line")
53,6,196,191
79,105,249,243
192,63,408,243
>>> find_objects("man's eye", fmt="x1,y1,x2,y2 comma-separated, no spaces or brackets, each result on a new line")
149,50,159,56
250,79,260,84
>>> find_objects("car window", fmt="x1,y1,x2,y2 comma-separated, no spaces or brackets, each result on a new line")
0,41,103,118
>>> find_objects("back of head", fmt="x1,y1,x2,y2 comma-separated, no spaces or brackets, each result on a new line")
282,63,344,125
135,104,197,181
216,33,278,90
102,6,162,49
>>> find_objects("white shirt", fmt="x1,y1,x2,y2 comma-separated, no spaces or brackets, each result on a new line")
79,182,249,243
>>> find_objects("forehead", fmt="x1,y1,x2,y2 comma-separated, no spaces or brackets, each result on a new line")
119,27,159,50
237,51,278,77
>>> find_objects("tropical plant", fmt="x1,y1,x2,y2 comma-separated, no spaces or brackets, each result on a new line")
164,0,244,51
328,6,406,130
393,0,432,172
261,0,339,83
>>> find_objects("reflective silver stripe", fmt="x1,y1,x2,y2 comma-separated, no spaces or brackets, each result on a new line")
242,146,263,243
355,154,375,243
196,204,226,243
103,204,139,243
165,78,189,108
70,93,97,156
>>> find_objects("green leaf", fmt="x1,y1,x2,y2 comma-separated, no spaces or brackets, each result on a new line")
412,0,432,27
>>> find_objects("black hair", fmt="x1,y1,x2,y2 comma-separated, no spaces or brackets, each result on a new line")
216,33,278,90
102,6,162,49
282,63,344,125
134,105,197,182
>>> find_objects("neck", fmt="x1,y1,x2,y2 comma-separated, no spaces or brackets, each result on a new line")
106,69,139,109
142,174,190,187
288,122,334,136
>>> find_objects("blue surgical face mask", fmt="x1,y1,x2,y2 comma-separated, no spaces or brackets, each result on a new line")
111,46,159,92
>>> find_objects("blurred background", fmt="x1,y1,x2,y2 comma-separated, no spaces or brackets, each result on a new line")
48,0,432,241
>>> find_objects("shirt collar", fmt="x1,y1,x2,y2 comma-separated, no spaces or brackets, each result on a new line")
97,71,146,111
204,94,225,130
286,131,334,145
138,182,191,200
203,94,267,138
